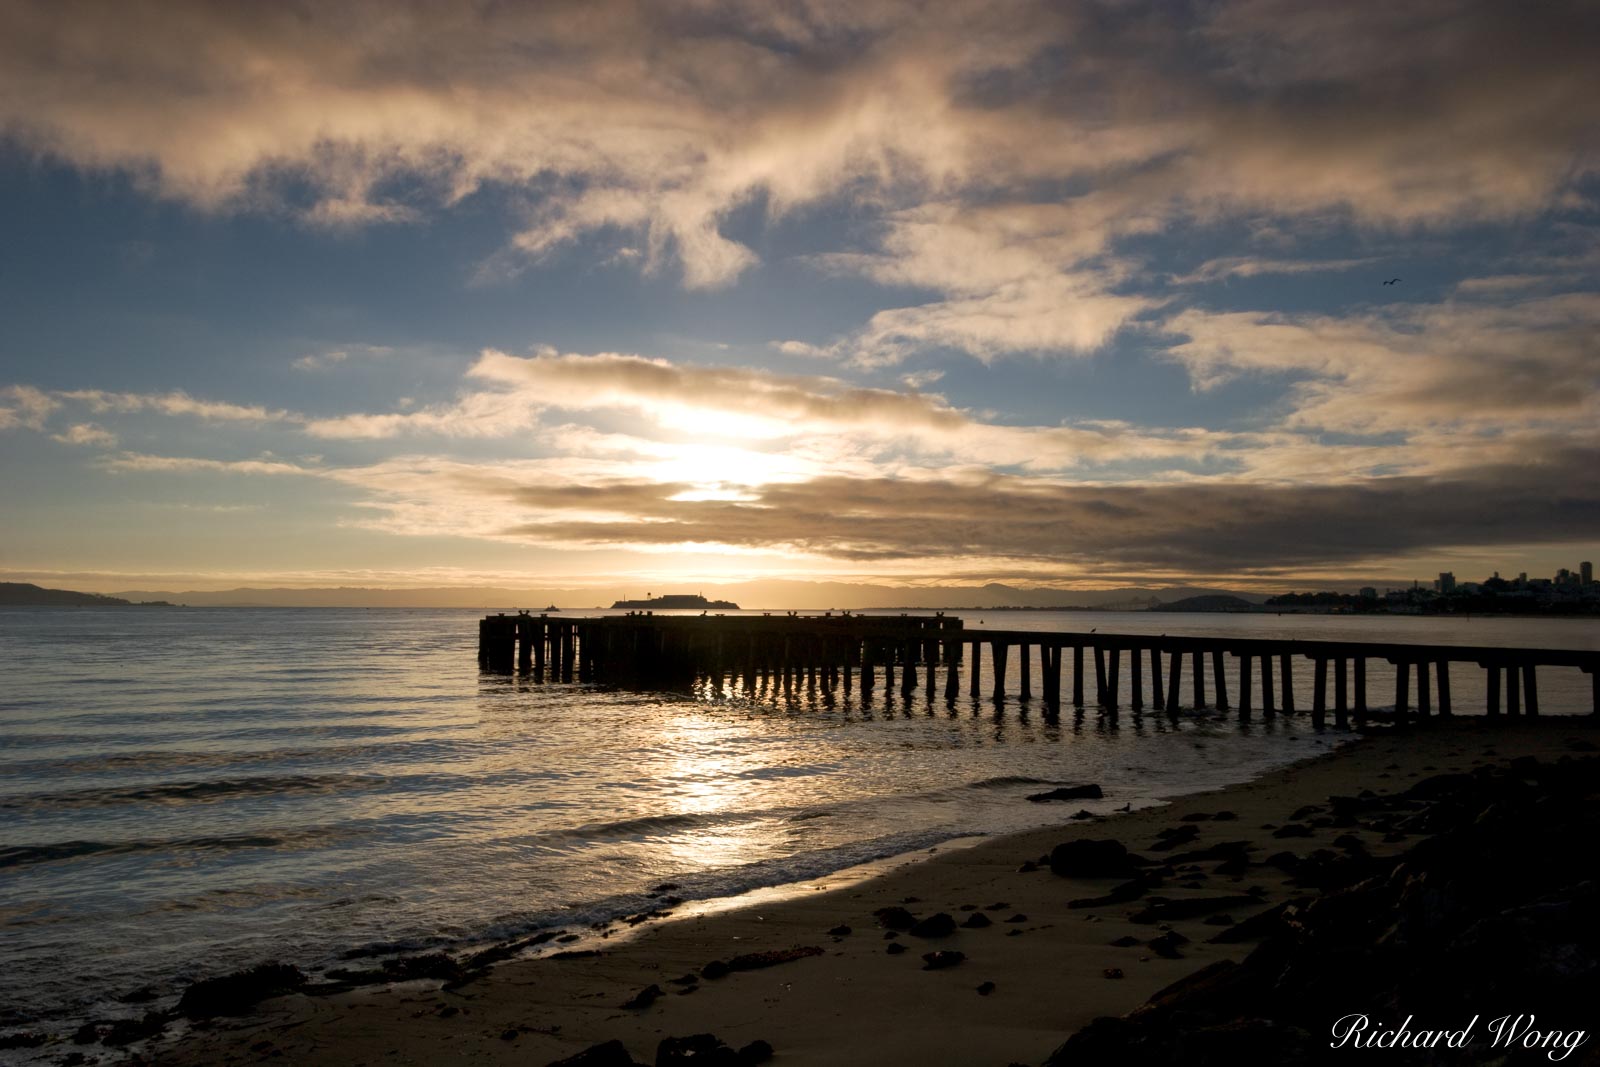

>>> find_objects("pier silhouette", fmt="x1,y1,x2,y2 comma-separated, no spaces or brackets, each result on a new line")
480,613,1600,722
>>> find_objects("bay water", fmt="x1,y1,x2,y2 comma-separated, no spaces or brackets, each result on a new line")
3,607,1595,1043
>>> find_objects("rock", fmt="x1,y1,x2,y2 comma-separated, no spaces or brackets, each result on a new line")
1149,826,1201,851
546,1038,639,1067
503,1029,522,1041
1017,860,1039,873
1272,823,1312,839
909,912,957,937
921,950,966,970
961,912,992,929
873,906,917,930
977,981,997,995
381,953,465,983
737,1039,775,1064
1049,839,1145,878
700,960,730,980
725,946,824,971
1129,895,1264,924
1004,913,1028,923
656,1033,739,1067
827,924,852,936
621,984,663,1009
1181,812,1214,821
886,942,907,955
1109,935,1142,947
1071,809,1097,820
649,883,681,894
177,962,308,1019
1212,811,1238,821
984,901,1010,910
1068,875,1158,909
101,1012,172,1047
1027,784,1105,802
1147,931,1188,958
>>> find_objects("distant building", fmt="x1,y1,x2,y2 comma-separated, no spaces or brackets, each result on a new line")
1436,571,1456,594
1583,561,1594,586
1359,587,1377,600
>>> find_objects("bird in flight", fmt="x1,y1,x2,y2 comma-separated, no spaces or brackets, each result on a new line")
1382,277,1402,285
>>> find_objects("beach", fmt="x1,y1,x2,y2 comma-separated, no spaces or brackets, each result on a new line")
138,717,1595,1067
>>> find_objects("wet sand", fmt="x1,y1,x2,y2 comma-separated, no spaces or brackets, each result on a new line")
152,719,1595,1067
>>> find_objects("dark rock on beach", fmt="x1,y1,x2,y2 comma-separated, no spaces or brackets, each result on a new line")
1049,839,1147,878
1026,784,1105,803
909,912,957,937
545,1038,641,1066
1047,754,1600,1066
177,962,308,1019
921,950,966,970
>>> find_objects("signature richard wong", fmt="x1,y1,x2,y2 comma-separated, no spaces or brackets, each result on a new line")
1331,1014,1589,1061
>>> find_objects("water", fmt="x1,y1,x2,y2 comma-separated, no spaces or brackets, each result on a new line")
2,607,1595,1044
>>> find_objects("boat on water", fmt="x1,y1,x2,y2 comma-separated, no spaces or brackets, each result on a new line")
610,593,739,610
541,604,560,612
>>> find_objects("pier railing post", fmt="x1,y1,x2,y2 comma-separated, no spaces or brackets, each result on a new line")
1238,653,1252,721
1073,645,1085,707
1210,649,1228,711
991,642,1008,702
1312,658,1327,728
1149,647,1163,709
1131,645,1144,710
1334,656,1348,728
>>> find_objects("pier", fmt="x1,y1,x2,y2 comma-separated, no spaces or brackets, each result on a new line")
479,613,1600,721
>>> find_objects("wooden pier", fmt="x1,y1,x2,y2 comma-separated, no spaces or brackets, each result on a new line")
479,613,1600,721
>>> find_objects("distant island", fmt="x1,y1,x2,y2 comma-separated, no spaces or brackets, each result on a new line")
1149,594,1256,613
0,582,172,607
610,593,740,610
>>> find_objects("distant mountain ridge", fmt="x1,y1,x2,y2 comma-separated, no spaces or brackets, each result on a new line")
98,581,1271,609
0,582,132,606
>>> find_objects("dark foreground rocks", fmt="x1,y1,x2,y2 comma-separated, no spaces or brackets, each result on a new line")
1045,754,1600,1066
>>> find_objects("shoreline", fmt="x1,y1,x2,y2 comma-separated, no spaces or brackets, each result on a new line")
120,717,1596,1067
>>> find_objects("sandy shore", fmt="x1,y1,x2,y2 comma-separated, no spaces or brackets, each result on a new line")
148,718,1595,1067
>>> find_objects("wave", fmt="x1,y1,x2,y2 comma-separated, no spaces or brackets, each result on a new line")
0,829,341,870
0,773,390,812
963,775,1059,789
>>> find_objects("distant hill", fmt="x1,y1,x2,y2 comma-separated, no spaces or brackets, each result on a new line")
101,581,1273,610
0,582,132,606
1149,594,1258,613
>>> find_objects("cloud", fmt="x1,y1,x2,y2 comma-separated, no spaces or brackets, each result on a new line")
292,343,394,371
50,422,117,447
1171,256,1380,285
59,389,290,423
0,385,60,430
3,0,1594,308
491,448,1600,573
1162,292,1600,434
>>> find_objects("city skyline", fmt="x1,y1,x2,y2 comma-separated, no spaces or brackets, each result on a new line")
3,1,1599,594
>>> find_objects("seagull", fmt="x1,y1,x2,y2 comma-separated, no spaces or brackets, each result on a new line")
1382,277,1401,285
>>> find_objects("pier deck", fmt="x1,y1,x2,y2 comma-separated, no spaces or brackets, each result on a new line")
479,612,1600,721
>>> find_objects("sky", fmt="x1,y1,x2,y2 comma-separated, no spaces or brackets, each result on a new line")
1,0,1598,595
